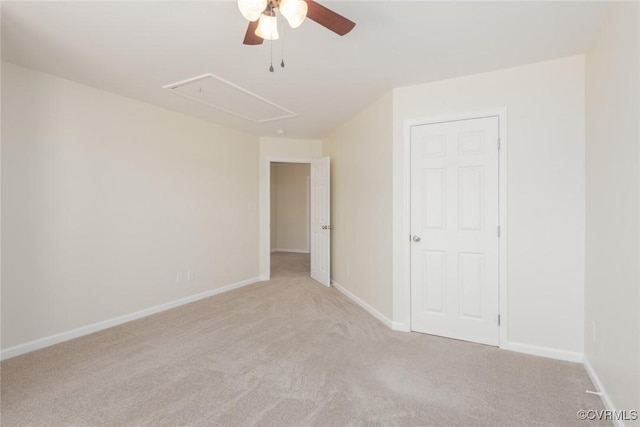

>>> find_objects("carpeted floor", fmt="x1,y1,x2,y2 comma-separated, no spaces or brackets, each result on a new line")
1,252,606,426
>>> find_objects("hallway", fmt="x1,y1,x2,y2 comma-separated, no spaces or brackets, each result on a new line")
270,252,311,280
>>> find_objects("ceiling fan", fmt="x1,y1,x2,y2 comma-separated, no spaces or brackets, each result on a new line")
238,0,356,45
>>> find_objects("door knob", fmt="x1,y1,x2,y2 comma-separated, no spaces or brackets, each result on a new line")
412,235,421,242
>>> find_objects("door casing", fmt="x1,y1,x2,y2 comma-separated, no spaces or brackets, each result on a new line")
402,109,508,348
262,156,314,281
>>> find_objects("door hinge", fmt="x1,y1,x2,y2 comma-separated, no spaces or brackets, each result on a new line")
497,138,501,150
498,315,501,326
497,226,501,238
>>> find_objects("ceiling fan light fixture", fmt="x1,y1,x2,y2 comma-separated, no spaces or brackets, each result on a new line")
279,0,308,29
238,0,267,22
255,11,279,40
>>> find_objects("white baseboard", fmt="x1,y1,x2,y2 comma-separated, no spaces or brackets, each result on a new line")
583,356,625,427
392,321,410,332
0,276,261,361
504,341,583,363
272,249,309,254
331,280,394,329
327,281,583,363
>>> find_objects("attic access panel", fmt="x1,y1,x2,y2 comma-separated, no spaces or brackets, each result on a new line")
163,74,296,123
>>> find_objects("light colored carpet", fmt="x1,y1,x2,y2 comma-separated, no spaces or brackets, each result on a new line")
1,252,606,426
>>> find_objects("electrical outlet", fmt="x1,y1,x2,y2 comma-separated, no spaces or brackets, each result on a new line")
176,272,183,283
187,269,195,282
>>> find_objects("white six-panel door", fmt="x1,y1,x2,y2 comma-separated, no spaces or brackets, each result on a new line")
311,156,330,286
410,117,500,346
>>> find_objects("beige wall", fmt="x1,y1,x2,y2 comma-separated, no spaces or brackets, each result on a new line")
323,92,394,320
323,57,588,350
1,62,260,351
259,137,321,278
272,163,309,252
392,56,586,357
585,1,640,418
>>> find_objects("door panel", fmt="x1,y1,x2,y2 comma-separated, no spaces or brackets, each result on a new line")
410,117,499,346
423,250,446,313
310,156,330,286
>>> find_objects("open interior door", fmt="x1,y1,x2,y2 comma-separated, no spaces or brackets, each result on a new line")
310,156,330,286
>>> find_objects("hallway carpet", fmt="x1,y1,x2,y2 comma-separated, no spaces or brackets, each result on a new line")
1,252,606,426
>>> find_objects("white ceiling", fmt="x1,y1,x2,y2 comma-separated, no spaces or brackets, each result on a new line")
1,1,609,138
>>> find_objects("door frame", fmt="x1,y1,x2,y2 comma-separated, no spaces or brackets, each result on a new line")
402,109,508,348
262,156,314,281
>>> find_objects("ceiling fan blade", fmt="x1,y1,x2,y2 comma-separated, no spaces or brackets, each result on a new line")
243,20,264,45
305,0,355,36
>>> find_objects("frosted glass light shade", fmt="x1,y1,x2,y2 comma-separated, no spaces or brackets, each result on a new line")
237,0,267,22
255,13,279,40
279,0,307,28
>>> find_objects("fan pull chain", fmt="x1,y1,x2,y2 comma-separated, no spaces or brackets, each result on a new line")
280,18,285,68
269,38,274,72
268,7,275,72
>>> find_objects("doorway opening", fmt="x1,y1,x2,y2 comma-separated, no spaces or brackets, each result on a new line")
270,162,311,279
262,156,330,285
